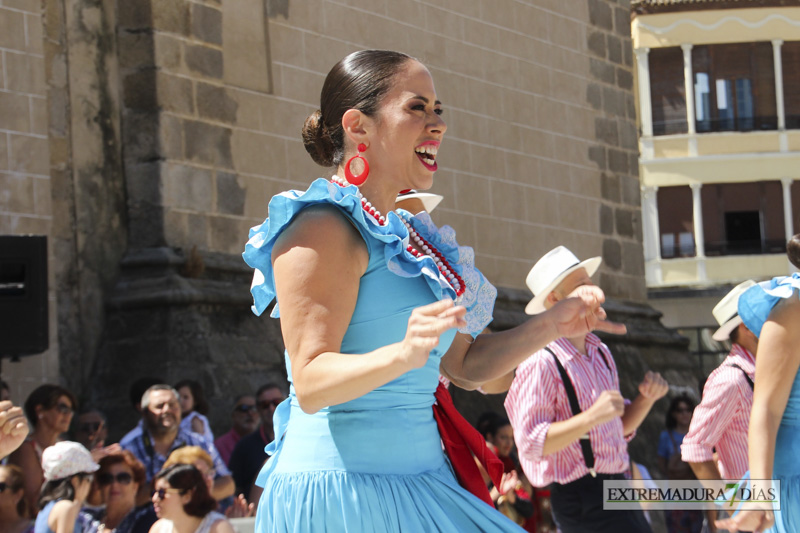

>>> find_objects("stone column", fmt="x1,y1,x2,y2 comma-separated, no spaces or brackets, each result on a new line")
773,40,786,131
641,186,661,262
635,48,653,138
783,178,794,244
690,183,705,258
681,44,696,135
681,44,697,157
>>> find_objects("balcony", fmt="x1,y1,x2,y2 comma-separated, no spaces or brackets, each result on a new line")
646,253,790,287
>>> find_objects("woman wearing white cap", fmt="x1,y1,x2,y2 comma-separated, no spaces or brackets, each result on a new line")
34,442,99,533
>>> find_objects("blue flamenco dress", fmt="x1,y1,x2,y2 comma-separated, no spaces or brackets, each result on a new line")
738,273,800,533
242,179,521,532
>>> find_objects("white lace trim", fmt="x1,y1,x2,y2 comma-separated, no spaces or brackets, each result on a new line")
413,212,497,338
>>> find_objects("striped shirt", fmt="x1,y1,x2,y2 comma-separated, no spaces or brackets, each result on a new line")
681,344,755,480
505,334,630,487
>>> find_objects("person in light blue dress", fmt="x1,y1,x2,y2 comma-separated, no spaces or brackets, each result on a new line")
717,238,800,533
243,49,625,533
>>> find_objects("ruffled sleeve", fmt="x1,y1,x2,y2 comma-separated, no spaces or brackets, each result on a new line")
402,211,497,338
243,179,472,318
739,273,800,338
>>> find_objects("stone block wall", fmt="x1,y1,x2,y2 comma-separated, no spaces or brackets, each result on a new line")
2,0,668,435
0,0,58,400
112,0,647,301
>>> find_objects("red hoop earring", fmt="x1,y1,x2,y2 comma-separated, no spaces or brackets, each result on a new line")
344,143,370,186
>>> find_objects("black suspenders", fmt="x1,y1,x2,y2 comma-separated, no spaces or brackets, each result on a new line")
544,345,612,479
729,363,754,390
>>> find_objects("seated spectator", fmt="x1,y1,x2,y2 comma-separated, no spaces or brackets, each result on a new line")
658,395,702,533
481,414,537,532
0,401,29,460
162,447,233,503
121,378,164,446
10,384,77,514
228,384,285,498
34,442,99,533
83,451,156,533
149,465,234,533
0,464,34,533
73,409,123,512
72,409,109,453
214,395,257,466
174,381,213,444
120,386,231,498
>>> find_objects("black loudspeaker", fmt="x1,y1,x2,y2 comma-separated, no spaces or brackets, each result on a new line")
0,236,48,357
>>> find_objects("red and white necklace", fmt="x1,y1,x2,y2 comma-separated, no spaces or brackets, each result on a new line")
397,212,465,297
330,176,386,225
329,178,464,297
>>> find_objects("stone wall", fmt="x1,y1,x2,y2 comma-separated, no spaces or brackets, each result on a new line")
0,0,58,400
0,0,693,455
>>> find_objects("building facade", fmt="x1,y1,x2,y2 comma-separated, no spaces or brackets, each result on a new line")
0,0,691,456
632,0,800,371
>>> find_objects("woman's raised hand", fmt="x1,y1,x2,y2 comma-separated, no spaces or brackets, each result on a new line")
73,475,93,504
400,299,466,370
0,401,29,459
549,285,626,339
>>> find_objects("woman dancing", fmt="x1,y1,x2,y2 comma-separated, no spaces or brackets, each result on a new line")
243,49,624,532
716,235,800,533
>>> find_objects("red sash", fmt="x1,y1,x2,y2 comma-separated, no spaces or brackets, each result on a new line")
432,383,504,506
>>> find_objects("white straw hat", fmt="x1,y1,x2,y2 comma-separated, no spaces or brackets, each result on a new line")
395,189,443,214
711,280,757,341
525,246,602,315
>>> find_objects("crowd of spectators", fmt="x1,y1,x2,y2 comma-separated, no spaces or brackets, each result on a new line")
0,379,287,533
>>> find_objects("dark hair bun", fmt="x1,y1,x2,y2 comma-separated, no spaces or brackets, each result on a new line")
788,234,800,269
302,110,335,167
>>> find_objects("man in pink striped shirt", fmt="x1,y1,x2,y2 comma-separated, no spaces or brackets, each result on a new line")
681,280,758,482
505,247,668,533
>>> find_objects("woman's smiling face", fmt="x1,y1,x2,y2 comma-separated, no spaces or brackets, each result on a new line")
365,59,447,193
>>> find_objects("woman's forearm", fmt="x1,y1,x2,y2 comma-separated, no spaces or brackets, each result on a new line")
747,403,780,482
292,344,409,413
451,314,558,384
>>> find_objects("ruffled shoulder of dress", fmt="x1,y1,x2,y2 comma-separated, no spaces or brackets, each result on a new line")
243,179,460,317
409,211,497,338
739,272,800,338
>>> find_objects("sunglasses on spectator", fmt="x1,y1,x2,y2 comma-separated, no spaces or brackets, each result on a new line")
78,422,103,433
152,488,186,500
76,473,94,483
258,399,283,410
97,472,133,486
0,482,7,493
233,404,257,414
54,403,74,415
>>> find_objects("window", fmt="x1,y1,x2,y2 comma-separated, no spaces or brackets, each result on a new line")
701,182,785,256
724,211,762,254
650,47,688,135
783,41,800,129
692,42,777,132
657,186,694,258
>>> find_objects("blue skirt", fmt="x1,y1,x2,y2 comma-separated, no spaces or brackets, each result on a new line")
254,401,523,532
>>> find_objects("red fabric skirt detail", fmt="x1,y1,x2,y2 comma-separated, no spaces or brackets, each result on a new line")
432,383,504,506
